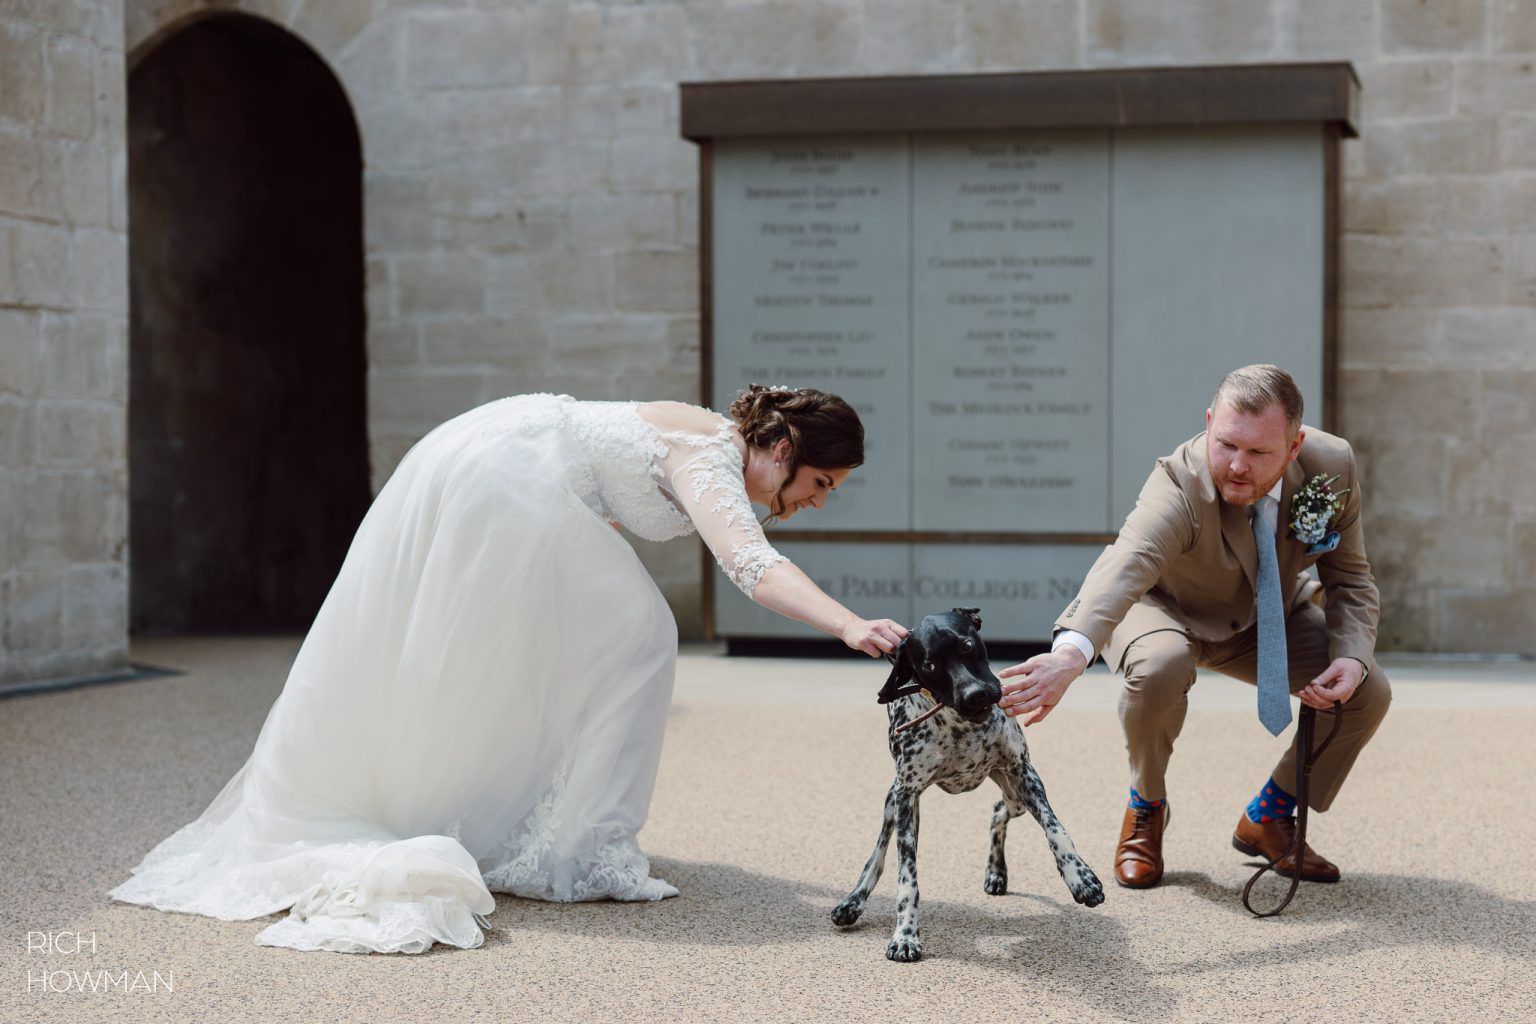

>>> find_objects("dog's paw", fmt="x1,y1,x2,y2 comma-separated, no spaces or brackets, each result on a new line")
983,869,1008,896
1070,869,1105,908
885,934,923,963
830,899,864,928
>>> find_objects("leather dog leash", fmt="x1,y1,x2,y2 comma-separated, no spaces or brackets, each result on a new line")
880,650,949,736
1241,700,1344,918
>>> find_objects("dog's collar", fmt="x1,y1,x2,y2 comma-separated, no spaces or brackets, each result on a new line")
891,688,945,736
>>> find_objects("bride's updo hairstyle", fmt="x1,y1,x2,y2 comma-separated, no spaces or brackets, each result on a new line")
728,384,865,518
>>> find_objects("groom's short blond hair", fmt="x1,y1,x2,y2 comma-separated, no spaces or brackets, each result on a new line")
1212,365,1304,437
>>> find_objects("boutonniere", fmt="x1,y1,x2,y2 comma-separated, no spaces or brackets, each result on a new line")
1291,474,1349,555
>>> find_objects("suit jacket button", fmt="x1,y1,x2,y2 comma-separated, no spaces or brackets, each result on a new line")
1230,620,1240,630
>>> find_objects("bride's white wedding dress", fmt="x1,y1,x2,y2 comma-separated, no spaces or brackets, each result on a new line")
110,395,787,954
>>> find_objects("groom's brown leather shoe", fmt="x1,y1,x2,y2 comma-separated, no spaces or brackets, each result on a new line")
1232,814,1340,882
1115,803,1169,888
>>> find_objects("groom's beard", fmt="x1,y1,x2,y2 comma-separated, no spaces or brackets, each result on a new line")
1210,464,1286,508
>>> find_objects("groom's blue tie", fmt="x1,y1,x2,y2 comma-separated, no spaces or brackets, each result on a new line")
1249,496,1292,736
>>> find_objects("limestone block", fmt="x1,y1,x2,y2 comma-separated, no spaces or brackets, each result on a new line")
368,370,488,437
430,87,566,151
1352,433,1449,521
46,36,94,139
94,46,124,146
1506,235,1536,304
355,98,436,169
1085,0,1273,64
564,85,616,138
545,314,669,365
614,85,676,138
1439,588,1536,655
1437,308,1536,373
59,138,112,228
1363,117,1499,177
1456,57,1536,115
420,317,548,370
72,227,127,312
569,194,677,252
365,174,434,252
615,249,696,314
0,220,71,308
405,10,531,90
2,569,64,654
853,0,960,74
609,368,698,404
676,188,697,245
367,257,395,323
1342,236,1505,309
1339,307,1439,369
1416,517,1511,587
1495,0,1536,52
0,308,38,396
1335,366,1480,440
332,16,403,102
0,398,34,468
41,312,124,400
1382,0,1488,54
435,197,568,255
1478,368,1536,432
293,0,378,57
1342,178,1442,236
1278,0,1377,59
486,252,613,318
1446,429,1536,517
960,0,1078,70
35,400,122,467
693,1,858,78
1360,513,1432,592
62,562,126,650
522,5,606,86
0,128,63,221
0,21,45,125
396,253,487,316
667,315,700,365
1356,60,1455,120
368,321,418,369
1439,177,1536,239
1514,520,1536,583
601,4,695,84
608,136,693,193
1374,586,1438,651
21,468,121,565
1505,113,1536,169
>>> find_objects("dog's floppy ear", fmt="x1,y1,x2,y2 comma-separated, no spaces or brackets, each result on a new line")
955,606,982,631
876,641,914,704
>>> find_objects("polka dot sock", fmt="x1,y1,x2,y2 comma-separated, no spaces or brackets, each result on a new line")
1245,776,1297,824
1128,787,1165,810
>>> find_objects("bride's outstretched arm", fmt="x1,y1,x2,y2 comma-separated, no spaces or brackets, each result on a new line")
749,561,907,657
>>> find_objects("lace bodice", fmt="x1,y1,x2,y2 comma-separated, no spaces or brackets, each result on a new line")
557,397,788,596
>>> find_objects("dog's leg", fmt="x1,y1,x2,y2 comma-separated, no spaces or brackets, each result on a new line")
1000,761,1105,908
831,782,898,927
984,798,1009,895
886,788,923,962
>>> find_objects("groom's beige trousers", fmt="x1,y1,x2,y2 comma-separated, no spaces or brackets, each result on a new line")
1117,599,1392,811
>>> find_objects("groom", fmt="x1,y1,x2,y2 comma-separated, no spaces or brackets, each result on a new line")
997,364,1391,888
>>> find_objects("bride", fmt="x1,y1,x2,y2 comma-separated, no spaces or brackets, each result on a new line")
110,385,907,954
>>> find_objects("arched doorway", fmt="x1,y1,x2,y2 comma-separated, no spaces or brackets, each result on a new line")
128,14,371,635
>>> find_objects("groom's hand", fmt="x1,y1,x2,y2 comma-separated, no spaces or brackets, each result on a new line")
997,646,1087,726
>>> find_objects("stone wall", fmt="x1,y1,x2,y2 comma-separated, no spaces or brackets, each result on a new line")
0,1,128,686
84,0,1533,656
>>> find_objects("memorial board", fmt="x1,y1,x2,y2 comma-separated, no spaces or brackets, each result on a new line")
711,138,912,530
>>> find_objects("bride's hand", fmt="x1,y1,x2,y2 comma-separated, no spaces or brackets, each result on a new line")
841,617,908,658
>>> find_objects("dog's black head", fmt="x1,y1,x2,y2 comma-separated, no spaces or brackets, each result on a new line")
877,607,1002,723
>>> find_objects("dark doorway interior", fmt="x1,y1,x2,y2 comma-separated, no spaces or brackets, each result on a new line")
128,15,370,634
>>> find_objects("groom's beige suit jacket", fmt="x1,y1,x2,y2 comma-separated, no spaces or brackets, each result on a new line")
1058,426,1380,672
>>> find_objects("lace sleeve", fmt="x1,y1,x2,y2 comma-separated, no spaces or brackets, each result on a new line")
666,442,788,598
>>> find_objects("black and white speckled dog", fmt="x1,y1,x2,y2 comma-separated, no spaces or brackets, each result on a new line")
831,607,1105,962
